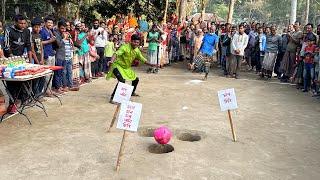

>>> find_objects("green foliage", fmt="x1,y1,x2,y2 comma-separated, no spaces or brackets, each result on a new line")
80,4,97,24
206,1,229,19
81,0,167,21
2,0,52,21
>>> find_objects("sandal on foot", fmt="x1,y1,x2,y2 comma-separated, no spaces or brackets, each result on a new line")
132,93,140,97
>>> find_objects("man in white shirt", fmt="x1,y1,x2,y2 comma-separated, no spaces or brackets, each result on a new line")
91,19,108,76
229,24,249,78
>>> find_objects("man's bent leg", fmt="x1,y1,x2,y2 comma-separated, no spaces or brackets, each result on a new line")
132,77,139,95
111,68,126,99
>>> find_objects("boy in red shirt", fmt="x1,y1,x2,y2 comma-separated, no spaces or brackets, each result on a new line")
302,39,317,92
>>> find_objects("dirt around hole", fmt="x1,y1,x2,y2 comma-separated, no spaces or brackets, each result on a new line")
177,133,201,142
148,144,174,154
138,126,157,137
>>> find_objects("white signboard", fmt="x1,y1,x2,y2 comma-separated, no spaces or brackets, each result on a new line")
218,88,238,111
116,101,142,132
113,82,134,104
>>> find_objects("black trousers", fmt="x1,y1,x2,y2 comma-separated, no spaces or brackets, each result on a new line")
96,47,105,73
110,68,139,100
91,61,98,76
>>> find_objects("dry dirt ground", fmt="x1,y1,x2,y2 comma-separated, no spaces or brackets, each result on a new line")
0,63,320,180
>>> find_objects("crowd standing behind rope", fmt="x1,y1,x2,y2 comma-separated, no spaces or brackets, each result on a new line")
0,13,319,113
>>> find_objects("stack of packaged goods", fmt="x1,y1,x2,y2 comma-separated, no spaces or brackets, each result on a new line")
0,56,51,79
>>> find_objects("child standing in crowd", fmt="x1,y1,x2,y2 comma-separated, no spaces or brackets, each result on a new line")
62,31,74,90
89,36,99,79
104,34,115,72
147,24,161,73
31,18,43,65
31,18,46,97
302,38,317,92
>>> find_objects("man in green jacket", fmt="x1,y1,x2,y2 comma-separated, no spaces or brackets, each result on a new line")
107,34,156,103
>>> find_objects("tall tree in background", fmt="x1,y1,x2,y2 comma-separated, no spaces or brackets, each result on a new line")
200,0,208,19
179,0,186,23
227,0,236,23
290,0,297,24
304,0,310,24
163,0,169,23
2,0,6,22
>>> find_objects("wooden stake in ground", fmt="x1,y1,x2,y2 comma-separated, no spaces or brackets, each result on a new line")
107,82,134,132
114,101,142,172
107,104,121,132
116,130,127,172
227,110,236,142
218,88,238,142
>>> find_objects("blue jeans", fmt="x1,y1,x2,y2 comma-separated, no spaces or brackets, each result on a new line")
303,63,315,90
63,60,73,88
53,59,64,89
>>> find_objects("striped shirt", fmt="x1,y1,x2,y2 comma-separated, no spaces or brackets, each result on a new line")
63,39,73,61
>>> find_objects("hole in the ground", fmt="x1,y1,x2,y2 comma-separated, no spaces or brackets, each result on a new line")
177,133,201,142
148,144,174,154
138,126,156,137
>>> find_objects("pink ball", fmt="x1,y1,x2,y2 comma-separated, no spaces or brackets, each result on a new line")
153,126,172,144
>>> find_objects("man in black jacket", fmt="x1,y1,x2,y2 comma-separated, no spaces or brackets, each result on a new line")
4,14,32,114
4,15,32,58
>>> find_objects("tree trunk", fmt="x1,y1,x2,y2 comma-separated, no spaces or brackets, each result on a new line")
53,3,68,19
2,0,6,22
176,0,181,15
290,0,297,24
14,0,19,15
75,0,82,20
304,0,310,25
201,0,206,20
179,0,186,23
163,0,169,23
227,0,236,24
